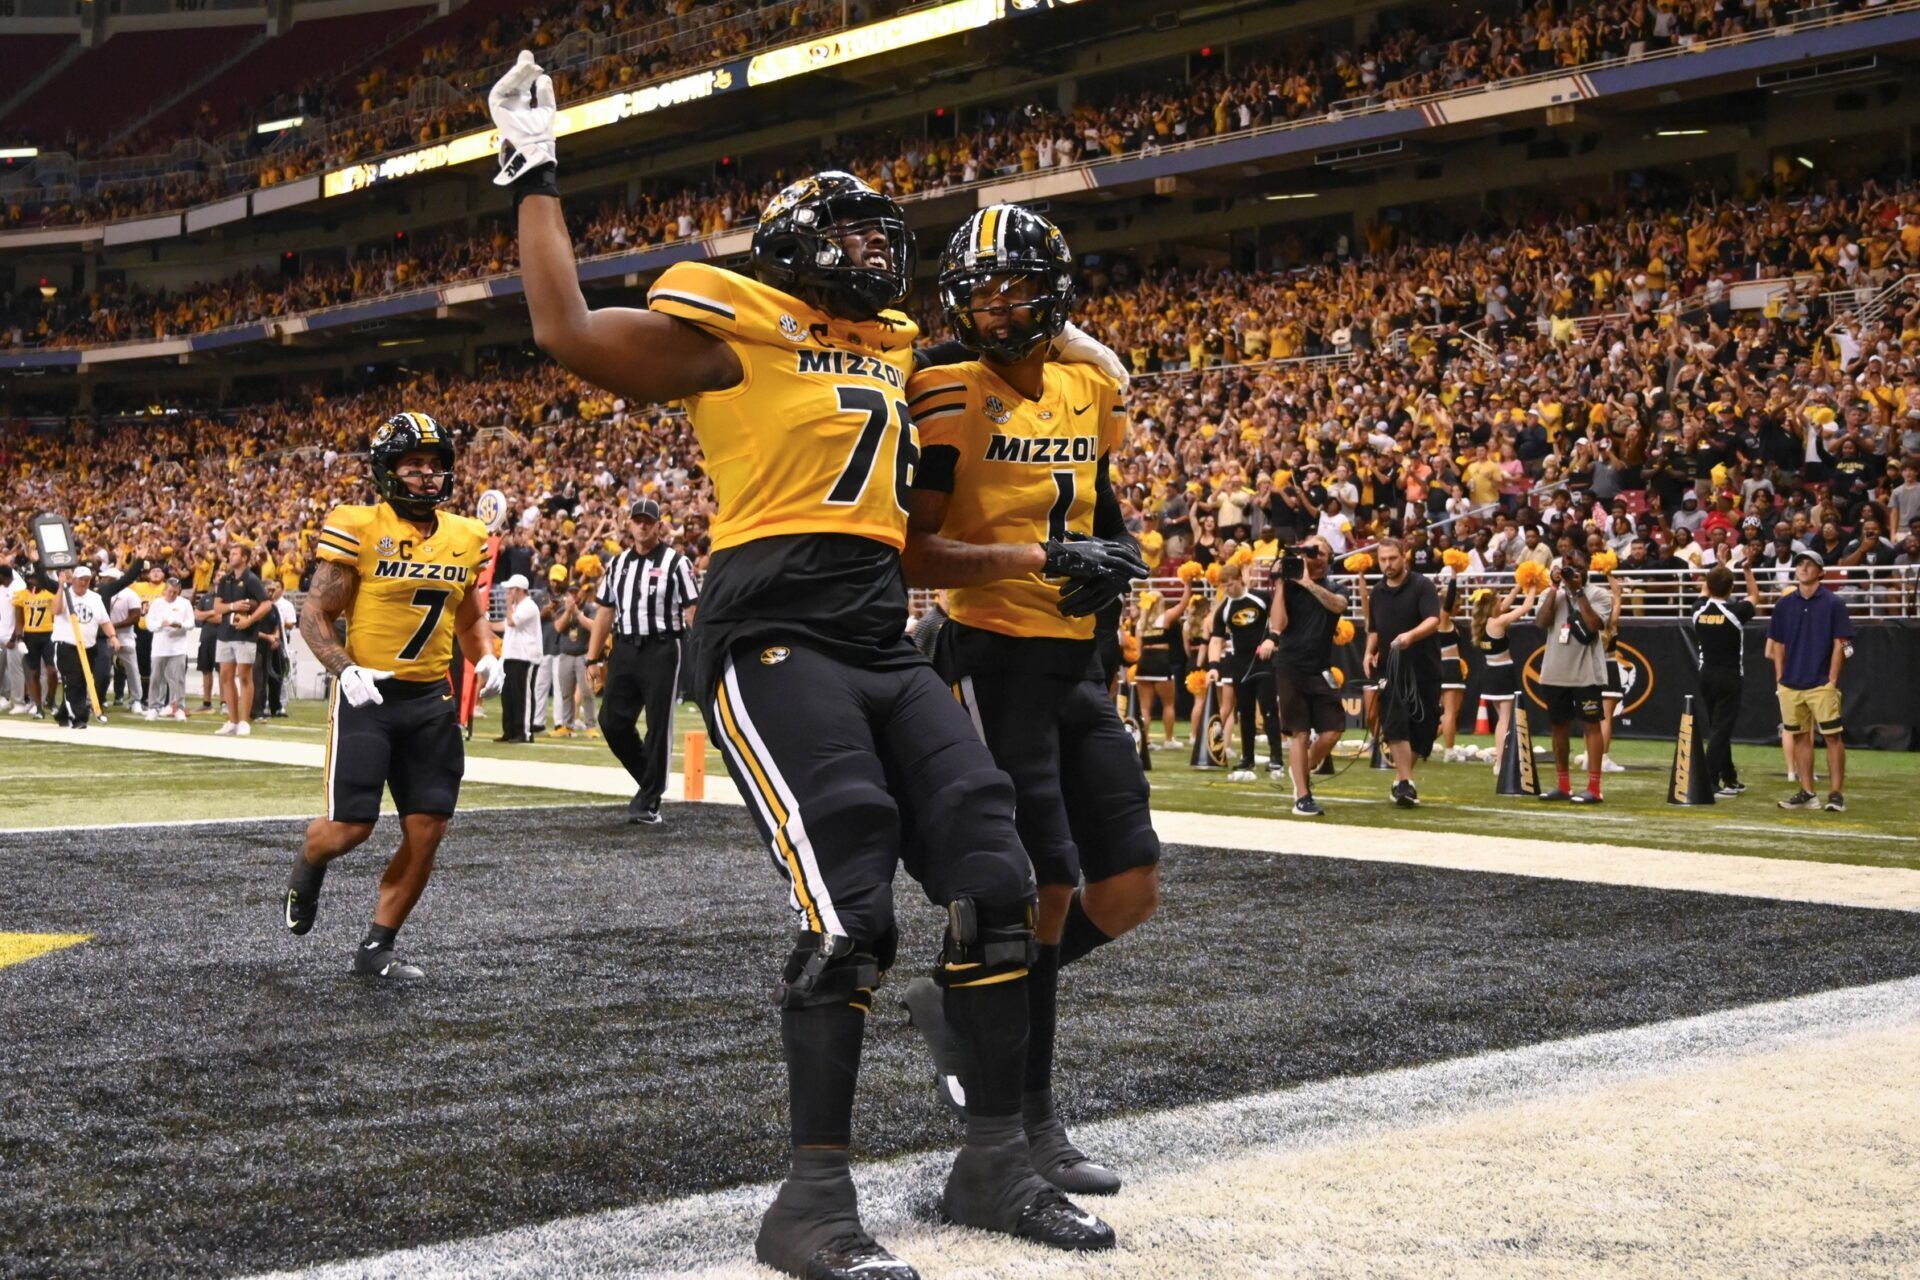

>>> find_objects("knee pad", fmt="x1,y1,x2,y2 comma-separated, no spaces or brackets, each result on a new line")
934,897,1037,990
776,931,880,1012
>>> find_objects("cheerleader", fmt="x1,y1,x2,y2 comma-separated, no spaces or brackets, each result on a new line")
1471,582,1539,769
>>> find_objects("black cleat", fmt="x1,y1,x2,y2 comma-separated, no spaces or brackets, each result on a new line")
283,856,324,936
756,1161,919,1280
628,806,663,826
351,945,425,981
1390,780,1419,808
1778,789,1818,810
1825,792,1847,813
941,1132,1114,1251
1026,1109,1121,1196
900,976,968,1116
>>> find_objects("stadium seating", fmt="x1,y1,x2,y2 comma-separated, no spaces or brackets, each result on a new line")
126,6,435,155
0,26,259,149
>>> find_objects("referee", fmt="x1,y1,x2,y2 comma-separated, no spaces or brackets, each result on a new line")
586,498,698,825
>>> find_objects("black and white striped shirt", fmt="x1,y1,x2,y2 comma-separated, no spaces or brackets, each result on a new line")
598,545,699,638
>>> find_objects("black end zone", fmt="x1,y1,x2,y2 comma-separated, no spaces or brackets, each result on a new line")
3,806,1918,1276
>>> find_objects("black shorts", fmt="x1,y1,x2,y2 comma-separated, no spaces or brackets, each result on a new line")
706,640,1032,948
1542,683,1603,726
196,624,218,675
1275,666,1346,736
1135,645,1172,681
947,665,1160,889
1380,669,1442,761
1603,658,1624,697
22,635,52,668
324,677,463,824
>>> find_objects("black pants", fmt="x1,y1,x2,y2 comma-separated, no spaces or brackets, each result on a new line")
1699,665,1744,787
252,640,284,717
135,628,153,688
500,657,534,741
1232,670,1283,770
54,642,90,725
602,634,682,810
89,638,113,709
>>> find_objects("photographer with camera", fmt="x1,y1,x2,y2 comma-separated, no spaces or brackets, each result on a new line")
1264,536,1349,817
1533,550,1613,804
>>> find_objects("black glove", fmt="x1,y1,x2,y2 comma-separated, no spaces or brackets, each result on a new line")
1044,533,1148,619
1041,532,1149,584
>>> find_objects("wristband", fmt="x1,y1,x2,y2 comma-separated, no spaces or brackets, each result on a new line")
1266,632,1285,644
511,162,561,208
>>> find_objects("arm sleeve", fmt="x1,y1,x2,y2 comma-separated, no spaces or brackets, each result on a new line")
913,340,973,370
1092,452,1129,542
645,262,739,334
315,508,365,568
907,367,970,494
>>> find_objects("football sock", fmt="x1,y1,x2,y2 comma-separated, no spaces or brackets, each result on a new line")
1057,891,1115,968
783,1003,864,1147
1023,943,1061,1097
1556,768,1571,793
361,923,399,951
944,976,1027,1119
288,854,325,894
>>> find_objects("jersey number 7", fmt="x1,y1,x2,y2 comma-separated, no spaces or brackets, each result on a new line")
826,386,917,512
398,587,451,662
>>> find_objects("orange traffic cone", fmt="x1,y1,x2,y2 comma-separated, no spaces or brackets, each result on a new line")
1473,698,1491,735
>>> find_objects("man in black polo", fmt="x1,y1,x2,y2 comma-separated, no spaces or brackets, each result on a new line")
1691,564,1760,797
586,498,699,825
1364,538,1442,808
1767,549,1854,813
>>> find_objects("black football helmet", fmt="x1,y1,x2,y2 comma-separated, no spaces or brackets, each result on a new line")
938,204,1075,363
371,412,456,520
750,170,916,321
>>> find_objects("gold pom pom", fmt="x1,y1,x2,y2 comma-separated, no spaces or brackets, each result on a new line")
1443,548,1471,572
1515,561,1551,592
1590,550,1619,574
1333,618,1355,646
1329,667,1346,688
1185,670,1211,696
1343,551,1375,573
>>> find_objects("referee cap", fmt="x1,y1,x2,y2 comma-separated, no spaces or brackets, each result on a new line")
629,498,662,522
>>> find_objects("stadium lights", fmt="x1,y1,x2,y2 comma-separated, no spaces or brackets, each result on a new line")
323,0,1012,198
0,146,38,159
1264,192,1319,201
1655,128,1708,137
1796,156,1815,169
256,117,306,135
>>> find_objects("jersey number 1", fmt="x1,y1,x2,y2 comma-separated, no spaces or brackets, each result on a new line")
827,386,917,511
398,588,450,662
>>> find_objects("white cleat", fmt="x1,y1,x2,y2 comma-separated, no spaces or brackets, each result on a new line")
214,721,237,736
235,722,251,737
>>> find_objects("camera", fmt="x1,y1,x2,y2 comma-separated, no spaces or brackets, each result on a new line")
1279,553,1305,581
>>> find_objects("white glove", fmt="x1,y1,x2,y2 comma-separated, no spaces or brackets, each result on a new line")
337,664,392,708
474,653,506,696
489,50,556,187
1050,321,1131,395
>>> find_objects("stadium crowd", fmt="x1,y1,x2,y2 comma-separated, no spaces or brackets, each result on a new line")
9,149,1920,356
1,0,1829,231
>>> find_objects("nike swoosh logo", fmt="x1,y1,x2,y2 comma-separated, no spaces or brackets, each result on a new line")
284,895,298,928
1072,402,1091,415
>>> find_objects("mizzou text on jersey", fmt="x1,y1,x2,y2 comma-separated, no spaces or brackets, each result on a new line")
313,503,491,682
909,360,1126,642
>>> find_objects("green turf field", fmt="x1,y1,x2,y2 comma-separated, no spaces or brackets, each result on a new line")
4,698,1914,868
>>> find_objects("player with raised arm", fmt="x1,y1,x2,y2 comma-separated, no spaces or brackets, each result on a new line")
897,205,1157,1198
491,52,1124,1280
281,412,505,980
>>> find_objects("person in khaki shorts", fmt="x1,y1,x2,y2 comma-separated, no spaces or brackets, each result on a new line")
1766,549,1855,813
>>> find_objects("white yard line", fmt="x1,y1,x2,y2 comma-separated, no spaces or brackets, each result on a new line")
7,718,1919,912
247,975,1920,1280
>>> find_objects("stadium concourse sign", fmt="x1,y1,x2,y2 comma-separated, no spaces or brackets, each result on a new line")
321,0,1077,199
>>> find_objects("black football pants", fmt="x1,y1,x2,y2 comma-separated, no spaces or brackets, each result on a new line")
1699,665,1743,788
602,635,681,810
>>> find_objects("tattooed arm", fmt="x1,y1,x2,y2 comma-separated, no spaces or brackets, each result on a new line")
299,560,358,676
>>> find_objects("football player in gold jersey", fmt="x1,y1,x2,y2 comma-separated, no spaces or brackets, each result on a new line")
898,205,1158,1197
281,412,504,981
493,51,1126,1280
